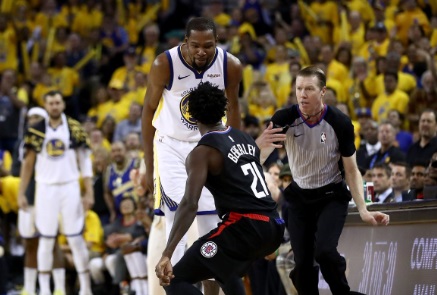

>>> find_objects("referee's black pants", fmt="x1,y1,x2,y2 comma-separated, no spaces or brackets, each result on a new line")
285,182,350,295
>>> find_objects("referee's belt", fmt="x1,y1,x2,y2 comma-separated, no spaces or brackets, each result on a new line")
294,181,344,196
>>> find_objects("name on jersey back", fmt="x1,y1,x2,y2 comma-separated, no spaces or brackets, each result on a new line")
228,144,256,163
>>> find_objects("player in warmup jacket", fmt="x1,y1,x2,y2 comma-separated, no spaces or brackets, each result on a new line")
18,91,94,295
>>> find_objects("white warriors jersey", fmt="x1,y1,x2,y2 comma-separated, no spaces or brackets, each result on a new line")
35,114,80,184
153,45,227,142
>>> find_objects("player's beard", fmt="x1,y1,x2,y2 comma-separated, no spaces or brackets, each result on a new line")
192,57,209,72
49,112,62,120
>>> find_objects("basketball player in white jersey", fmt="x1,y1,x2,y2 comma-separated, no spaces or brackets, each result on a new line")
18,91,94,295
17,107,67,295
142,17,242,294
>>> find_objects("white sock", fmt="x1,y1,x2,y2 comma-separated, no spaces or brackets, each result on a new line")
78,271,92,294
24,267,37,294
130,279,140,292
139,279,148,295
124,253,139,277
52,268,66,293
38,273,51,295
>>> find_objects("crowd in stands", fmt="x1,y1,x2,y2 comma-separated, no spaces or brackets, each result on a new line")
0,0,436,294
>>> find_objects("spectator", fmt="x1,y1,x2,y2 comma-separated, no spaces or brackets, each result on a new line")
112,102,142,143
372,163,394,203
356,120,380,169
366,121,406,169
104,141,138,221
390,162,411,202
387,109,413,153
407,109,437,166
403,161,428,201
371,71,409,123
0,70,26,153
123,132,143,160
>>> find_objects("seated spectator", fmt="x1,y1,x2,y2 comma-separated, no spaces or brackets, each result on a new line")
279,163,293,191
104,142,139,222
371,163,394,203
387,109,413,153
356,120,380,169
124,132,143,160
407,109,437,166
92,147,111,226
242,115,260,140
403,161,428,201
89,196,147,294
371,71,409,123
113,102,142,143
390,162,411,202
366,121,406,169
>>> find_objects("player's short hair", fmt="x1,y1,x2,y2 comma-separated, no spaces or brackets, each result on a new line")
43,90,63,102
297,66,326,89
188,82,227,125
185,17,217,38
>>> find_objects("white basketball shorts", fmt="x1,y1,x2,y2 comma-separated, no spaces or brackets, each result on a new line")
35,180,84,237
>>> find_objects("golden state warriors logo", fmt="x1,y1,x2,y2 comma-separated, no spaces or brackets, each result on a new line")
180,93,198,130
46,139,66,158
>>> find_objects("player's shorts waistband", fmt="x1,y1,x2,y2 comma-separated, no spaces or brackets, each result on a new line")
228,212,284,225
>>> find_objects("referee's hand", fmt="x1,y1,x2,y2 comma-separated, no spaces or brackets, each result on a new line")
156,256,174,286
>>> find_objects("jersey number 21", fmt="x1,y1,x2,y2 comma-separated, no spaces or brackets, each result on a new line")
241,162,269,198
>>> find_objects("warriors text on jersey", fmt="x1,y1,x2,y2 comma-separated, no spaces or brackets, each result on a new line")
197,127,277,217
153,45,227,142
271,104,356,189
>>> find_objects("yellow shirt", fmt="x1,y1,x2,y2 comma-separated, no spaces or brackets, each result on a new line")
309,1,339,44
327,60,349,84
371,89,409,122
139,46,158,75
72,9,103,37
124,87,147,106
214,13,231,26
0,176,19,214
344,75,377,109
0,28,17,72
349,25,366,56
110,66,144,92
352,120,361,149
88,102,113,128
47,67,80,97
264,62,291,103
58,210,105,254
248,104,275,123
431,29,437,48
345,0,374,24
327,78,348,105
374,72,417,96
32,83,57,107
98,97,131,124
34,12,68,38
0,150,12,172
395,9,430,45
